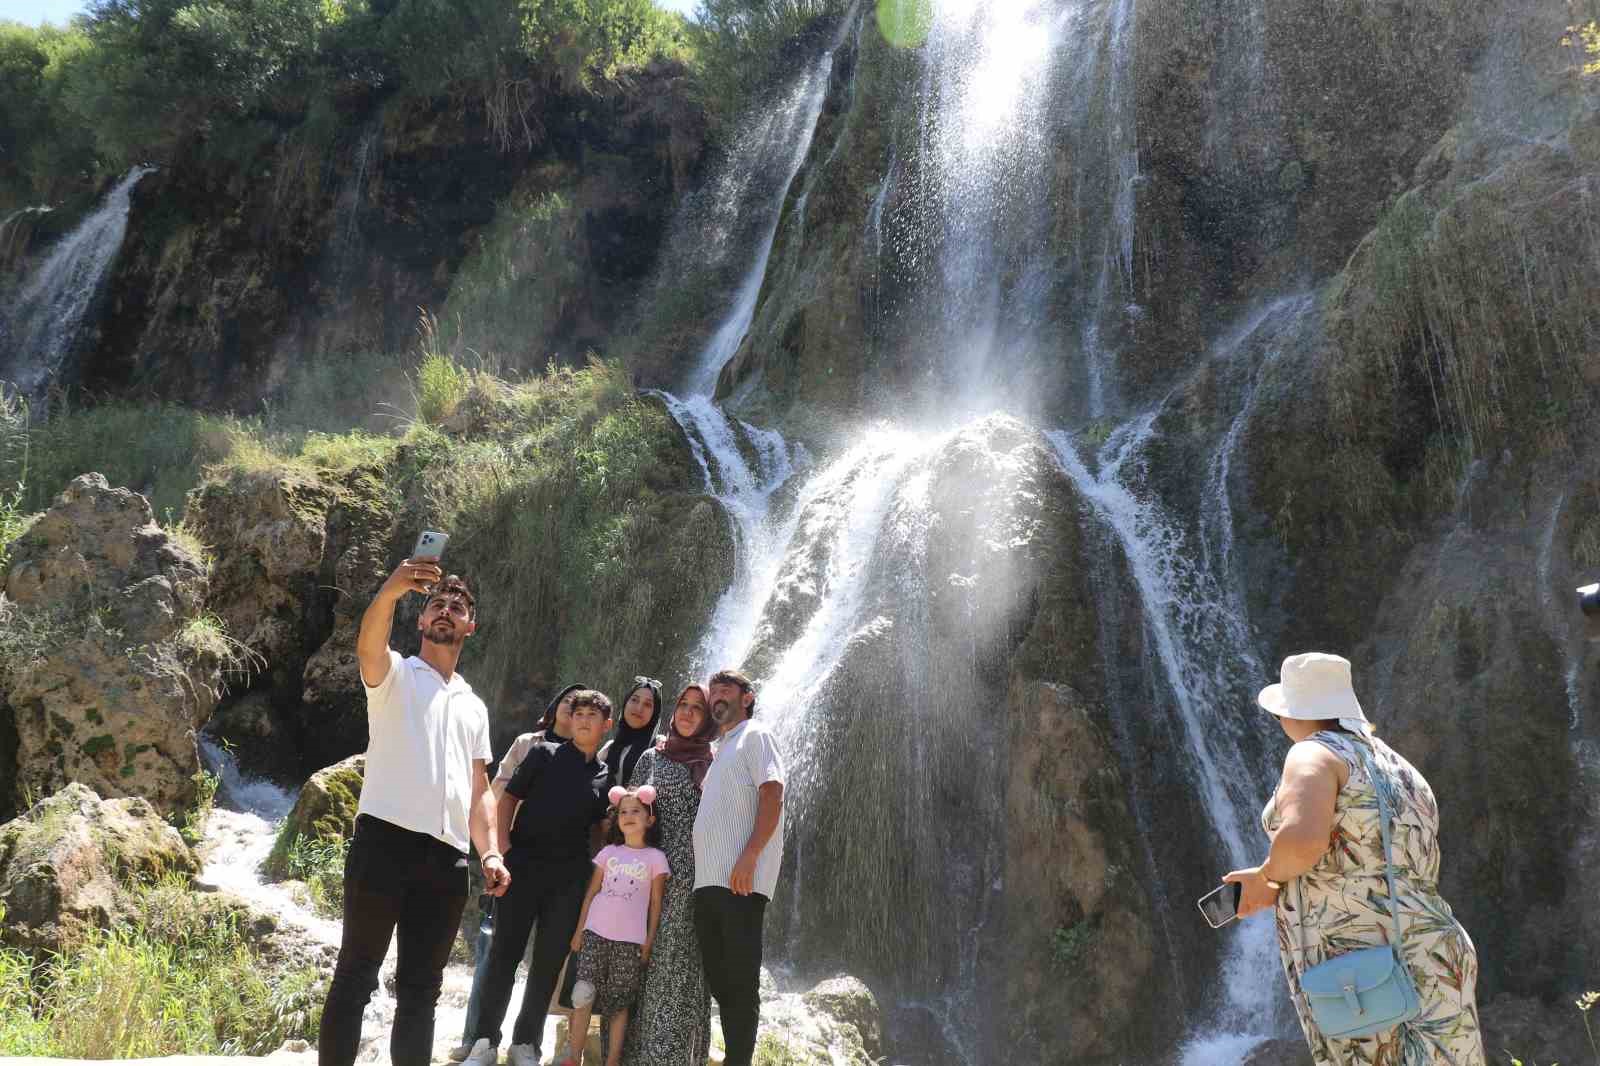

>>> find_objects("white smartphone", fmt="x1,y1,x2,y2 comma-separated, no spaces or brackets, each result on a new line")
1197,882,1242,929
411,530,449,562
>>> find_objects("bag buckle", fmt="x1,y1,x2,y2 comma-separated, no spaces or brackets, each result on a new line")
1340,978,1363,1017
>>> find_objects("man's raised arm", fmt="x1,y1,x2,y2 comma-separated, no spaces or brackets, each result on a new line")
357,558,442,688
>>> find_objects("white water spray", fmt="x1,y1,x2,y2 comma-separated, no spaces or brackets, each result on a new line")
3,167,151,399
1044,299,1313,1058
196,736,555,1063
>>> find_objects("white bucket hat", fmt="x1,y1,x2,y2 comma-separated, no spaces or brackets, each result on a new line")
1257,652,1372,735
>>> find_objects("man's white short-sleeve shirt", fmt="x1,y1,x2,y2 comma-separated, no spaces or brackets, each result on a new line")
692,718,786,898
358,650,492,854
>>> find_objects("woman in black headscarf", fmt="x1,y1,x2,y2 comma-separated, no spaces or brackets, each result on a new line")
601,676,663,788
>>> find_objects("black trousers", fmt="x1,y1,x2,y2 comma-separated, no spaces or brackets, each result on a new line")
694,887,768,1066
473,856,589,1046
319,815,469,1066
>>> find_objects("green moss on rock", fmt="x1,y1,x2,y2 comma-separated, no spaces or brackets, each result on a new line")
264,754,364,879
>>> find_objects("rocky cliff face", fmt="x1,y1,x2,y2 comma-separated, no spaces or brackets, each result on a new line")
63,62,706,413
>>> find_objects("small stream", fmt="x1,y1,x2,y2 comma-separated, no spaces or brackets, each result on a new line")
197,739,554,1062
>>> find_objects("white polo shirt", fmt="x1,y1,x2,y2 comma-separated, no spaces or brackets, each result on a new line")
692,718,786,898
358,650,492,854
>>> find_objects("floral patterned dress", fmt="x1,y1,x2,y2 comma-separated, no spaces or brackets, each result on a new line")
1263,731,1485,1066
619,748,711,1066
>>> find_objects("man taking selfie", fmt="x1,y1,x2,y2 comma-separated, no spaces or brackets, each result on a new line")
318,554,512,1066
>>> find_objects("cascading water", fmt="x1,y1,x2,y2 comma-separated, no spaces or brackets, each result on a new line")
196,735,552,1062
1044,297,1314,1059
2,166,152,400
647,0,1319,1058
328,123,379,292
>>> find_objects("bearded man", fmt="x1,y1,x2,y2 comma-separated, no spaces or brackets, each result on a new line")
691,669,786,1066
318,558,510,1066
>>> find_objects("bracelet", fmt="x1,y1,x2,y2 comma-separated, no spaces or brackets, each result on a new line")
481,852,503,864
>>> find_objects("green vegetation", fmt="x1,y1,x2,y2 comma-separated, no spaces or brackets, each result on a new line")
0,389,32,570
1050,921,1094,971
178,767,219,845
1330,154,1599,457
695,0,850,118
1,0,698,204
438,185,584,362
0,878,323,1057
278,833,349,917
751,1032,806,1066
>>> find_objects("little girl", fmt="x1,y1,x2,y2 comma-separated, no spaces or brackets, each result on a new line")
561,785,670,1066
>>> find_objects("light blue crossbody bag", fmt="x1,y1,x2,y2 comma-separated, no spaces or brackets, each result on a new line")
1297,742,1423,1040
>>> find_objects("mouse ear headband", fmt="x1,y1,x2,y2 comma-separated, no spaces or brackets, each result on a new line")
608,784,658,807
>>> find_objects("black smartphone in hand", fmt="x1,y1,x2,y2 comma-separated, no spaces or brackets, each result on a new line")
1197,882,1242,929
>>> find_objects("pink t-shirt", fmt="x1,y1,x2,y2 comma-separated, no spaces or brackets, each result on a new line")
585,844,671,944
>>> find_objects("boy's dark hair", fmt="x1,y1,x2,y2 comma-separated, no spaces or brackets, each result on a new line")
570,689,613,719
709,668,756,717
425,575,477,620
605,792,662,848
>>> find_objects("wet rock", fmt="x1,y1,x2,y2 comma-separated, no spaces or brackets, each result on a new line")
263,753,364,878
1241,1036,1310,1066
1479,992,1600,1066
705,972,884,1066
0,782,198,953
799,976,882,1060
1,474,221,814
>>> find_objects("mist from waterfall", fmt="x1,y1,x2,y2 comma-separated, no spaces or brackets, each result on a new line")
642,0,1326,1058
2,166,151,401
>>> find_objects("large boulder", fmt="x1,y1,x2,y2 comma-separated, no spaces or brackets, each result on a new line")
750,974,884,1065
263,753,364,878
189,464,393,776
0,782,198,953
1,474,221,815
184,469,336,674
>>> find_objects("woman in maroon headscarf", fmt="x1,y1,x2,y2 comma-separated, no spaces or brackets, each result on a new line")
619,684,717,1066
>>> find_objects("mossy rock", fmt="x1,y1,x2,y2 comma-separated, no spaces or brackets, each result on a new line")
0,782,198,954
263,754,363,878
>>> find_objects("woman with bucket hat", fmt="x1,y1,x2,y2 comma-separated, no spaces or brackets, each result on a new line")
1225,652,1485,1065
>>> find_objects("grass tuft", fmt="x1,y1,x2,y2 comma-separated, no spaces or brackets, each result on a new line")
0,878,323,1057
279,833,348,918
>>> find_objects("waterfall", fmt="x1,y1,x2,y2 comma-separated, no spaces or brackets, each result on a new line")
912,0,1062,400
328,123,379,292
681,46,841,399
1044,296,1314,1056
2,167,152,400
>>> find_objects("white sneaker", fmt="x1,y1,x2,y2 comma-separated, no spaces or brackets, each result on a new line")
462,1037,499,1066
505,1043,540,1066
448,1044,474,1062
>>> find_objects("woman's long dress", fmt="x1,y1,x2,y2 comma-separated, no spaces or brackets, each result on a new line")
620,748,711,1066
1264,731,1485,1066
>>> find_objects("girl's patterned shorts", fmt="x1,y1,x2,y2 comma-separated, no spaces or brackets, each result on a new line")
575,929,644,1016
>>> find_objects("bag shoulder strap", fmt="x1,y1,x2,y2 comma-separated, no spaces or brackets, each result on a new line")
1352,741,1406,950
